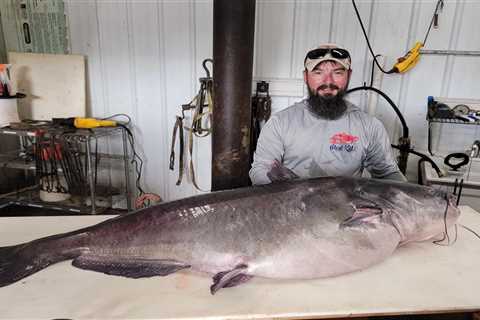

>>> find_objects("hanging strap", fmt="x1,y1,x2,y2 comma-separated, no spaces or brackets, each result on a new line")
171,58,213,191
187,81,213,191
184,82,213,137
169,116,185,186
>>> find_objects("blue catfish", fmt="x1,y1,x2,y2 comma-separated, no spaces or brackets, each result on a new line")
0,177,460,294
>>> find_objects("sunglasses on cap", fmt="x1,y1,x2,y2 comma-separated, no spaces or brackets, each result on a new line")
305,48,350,61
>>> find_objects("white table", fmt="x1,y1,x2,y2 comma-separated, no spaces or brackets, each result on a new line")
421,160,480,190
1,207,480,319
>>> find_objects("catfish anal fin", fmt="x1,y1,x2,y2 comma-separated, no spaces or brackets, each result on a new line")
72,254,190,279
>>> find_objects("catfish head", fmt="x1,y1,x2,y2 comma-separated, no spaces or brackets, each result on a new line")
342,179,461,246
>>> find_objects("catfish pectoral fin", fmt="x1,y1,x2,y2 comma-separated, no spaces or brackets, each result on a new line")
341,204,384,228
210,264,252,295
72,254,190,279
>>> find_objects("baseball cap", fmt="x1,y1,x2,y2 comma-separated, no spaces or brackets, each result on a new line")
304,44,351,71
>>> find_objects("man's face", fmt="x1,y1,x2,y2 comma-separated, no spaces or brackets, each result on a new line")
304,60,351,98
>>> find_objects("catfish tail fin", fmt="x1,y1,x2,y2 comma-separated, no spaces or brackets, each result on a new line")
0,235,85,287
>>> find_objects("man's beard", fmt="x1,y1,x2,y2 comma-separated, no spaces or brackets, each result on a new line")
307,84,348,120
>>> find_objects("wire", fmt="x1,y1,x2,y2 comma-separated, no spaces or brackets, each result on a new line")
104,115,158,203
351,0,395,74
459,224,480,240
118,124,145,196
102,113,132,125
433,197,458,246
369,54,382,86
423,0,444,46
432,203,450,245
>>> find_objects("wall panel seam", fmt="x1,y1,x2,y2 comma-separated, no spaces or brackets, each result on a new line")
289,0,297,78
328,0,334,42
125,1,139,122
394,0,420,141
190,0,200,195
64,0,73,54
157,0,170,200
361,0,375,87
442,0,465,96
94,0,108,116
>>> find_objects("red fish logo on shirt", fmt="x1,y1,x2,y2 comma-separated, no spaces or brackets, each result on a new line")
330,132,359,145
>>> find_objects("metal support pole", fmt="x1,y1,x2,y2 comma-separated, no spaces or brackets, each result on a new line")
85,136,96,214
428,122,434,156
420,49,480,56
212,0,256,191
122,128,132,211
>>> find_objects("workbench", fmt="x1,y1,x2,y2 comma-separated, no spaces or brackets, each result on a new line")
0,206,479,319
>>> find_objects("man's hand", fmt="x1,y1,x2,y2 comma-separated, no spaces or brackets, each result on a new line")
267,160,299,183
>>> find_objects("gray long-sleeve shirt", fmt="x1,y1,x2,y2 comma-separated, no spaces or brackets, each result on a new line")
249,99,405,185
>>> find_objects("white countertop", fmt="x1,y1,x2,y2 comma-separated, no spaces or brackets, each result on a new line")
0,207,480,319
422,159,480,189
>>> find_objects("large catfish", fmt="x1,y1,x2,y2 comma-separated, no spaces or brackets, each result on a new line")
0,177,460,294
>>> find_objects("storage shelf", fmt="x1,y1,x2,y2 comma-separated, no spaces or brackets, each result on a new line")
0,151,128,171
0,124,124,138
1,186,123,214
428,117,480,125
427,116,480,156
0,122,132,214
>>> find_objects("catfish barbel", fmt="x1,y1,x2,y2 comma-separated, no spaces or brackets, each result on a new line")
0,177,460,294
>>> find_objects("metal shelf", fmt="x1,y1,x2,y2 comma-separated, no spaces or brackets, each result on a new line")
427,116,480,156
0,124,124,138
428,117,480,125
0,123,132,214
0,184,125,214
0,151,35,170
0,151,128,171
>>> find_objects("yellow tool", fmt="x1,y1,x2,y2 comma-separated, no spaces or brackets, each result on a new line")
53,117,117,129
391,41,423,74
74,117,116,128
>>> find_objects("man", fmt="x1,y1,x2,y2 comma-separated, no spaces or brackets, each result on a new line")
249,43,406,185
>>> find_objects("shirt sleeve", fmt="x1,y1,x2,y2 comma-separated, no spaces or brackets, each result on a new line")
364,118,404,179
249,116,285,185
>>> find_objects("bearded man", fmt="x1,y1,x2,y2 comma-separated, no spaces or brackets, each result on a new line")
249,44,406,185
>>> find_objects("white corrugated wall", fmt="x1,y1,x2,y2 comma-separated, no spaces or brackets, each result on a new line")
65,0,480,201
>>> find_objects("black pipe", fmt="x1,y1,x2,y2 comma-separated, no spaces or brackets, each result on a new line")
346,85,411,174
211,0,256,191
391,144,443,180
346,85,409,138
